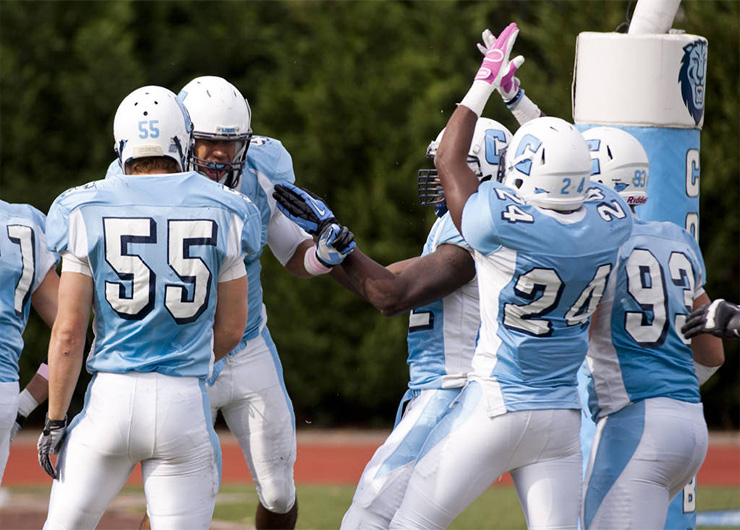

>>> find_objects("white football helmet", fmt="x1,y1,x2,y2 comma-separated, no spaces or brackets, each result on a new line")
582,127,649,206
178,76,252,188
113,86,193,173
419,118,511,215
500,116,592,211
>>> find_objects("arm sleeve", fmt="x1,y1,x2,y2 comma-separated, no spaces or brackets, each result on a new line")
218,258,246,282
61,251,92,277
268,209,312,266
28,207,59,292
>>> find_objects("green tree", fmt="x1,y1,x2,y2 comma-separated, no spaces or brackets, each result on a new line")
1,0,737,427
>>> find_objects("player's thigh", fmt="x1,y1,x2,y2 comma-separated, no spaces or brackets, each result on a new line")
509,409,581,530
583,399,706,530
44,417,135,530
142,460,218,530
142,378,220,529
390,382,518,530
220,332,296,463
0,381,18,483
342,388,461,530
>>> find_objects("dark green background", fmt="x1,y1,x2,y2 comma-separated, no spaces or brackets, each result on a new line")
1,1,737,429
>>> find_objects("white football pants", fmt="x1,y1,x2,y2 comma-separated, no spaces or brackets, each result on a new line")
0,381,19,485
208,325,297,514
341,387,463,529
44,372,220,530
389,380,582,530
583,397,707,530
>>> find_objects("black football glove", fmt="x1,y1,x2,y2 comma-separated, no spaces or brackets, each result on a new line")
38,416,67,479
273,183,337,235
682,299,740,339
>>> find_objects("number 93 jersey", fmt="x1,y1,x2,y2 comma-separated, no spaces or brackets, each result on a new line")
0,200,59,382
461,181,633,415
46,173,262,379
583,218,706,420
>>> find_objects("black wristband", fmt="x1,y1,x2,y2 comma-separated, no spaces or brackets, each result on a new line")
15,412,26,427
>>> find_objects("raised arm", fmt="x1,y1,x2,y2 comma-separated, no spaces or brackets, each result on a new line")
434,107,480,231
437,22,523,232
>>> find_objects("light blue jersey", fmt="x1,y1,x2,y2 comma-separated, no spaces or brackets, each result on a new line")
461,181,632,415
583,218,705,420
0,201,58,382
407,213,479,390
233,136,295,342
106,136,291,348
46,173,261,379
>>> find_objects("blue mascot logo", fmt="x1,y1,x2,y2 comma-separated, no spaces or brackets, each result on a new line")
678,39,707,126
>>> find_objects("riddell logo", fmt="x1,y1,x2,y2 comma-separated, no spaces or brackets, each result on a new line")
678,39,707,126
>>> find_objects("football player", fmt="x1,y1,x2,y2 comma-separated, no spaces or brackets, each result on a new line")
109,76,355,530
387,23,633,529
579,126,724,529
490,25,725,527
0,200,58,483
39,85,262,529
178,76,354,530
273,117,511,530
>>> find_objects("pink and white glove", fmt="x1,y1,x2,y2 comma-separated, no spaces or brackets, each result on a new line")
460,22,525,116
477,28,524,103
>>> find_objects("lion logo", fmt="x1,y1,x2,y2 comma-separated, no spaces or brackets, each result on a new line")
678,39,707,126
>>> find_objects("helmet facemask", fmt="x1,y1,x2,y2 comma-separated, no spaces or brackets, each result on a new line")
179,76,253,189
191,130,252,189
418,119,511,218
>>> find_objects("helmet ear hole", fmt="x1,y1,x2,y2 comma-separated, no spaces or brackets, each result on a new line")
514,178,524,189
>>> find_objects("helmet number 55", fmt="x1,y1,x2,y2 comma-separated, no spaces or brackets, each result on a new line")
138,120,160,139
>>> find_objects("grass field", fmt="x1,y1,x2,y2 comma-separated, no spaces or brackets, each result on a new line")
213,484,740,529
5,483,737,530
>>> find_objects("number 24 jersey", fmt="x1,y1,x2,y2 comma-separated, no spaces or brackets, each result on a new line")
461,181,633,415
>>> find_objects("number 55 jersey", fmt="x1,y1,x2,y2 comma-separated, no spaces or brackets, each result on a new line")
45,173,262,379
461,181,633,415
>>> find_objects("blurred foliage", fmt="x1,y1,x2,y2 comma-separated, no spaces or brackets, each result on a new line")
1,0,737,428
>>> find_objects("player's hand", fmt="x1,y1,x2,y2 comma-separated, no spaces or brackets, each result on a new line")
37,416,67,479
681,299,740,339
477,28,525,102
273,183,337,235
10,412,25,442
474,23,525,95
316,223,356,267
